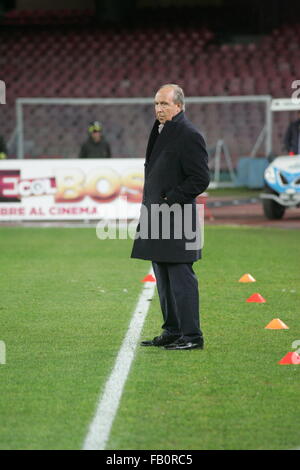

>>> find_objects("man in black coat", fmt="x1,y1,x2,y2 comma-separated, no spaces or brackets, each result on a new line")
283,111,300,155
131,84,210,350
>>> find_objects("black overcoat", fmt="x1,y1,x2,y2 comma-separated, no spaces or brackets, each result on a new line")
131,111,210,263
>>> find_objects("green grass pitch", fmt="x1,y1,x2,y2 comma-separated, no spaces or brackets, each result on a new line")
0,225,299,450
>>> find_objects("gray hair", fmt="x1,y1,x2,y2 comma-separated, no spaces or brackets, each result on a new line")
159,83,185,111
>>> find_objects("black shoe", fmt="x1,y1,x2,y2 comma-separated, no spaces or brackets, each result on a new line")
164,339,204,350
140,334,180,347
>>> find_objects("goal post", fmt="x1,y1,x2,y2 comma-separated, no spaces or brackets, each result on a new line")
15,95,272,187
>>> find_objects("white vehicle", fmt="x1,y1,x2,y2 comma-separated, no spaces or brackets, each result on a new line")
261,155,300,219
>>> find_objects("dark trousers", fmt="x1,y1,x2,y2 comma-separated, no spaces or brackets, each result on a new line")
152,261,203,342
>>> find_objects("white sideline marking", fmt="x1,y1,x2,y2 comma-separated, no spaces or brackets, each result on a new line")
82,268,156,450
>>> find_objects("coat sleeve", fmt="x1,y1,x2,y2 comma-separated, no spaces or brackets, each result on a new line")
165,129,210,205
79,143,86,158
105,141,111,158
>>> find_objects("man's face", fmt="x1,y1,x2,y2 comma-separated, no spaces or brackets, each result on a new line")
91,131,101,142
154,87,182,124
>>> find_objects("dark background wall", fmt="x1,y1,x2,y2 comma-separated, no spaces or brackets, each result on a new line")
1,0,300,33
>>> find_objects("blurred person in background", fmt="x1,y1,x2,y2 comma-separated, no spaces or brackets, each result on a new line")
79,121,111,158
283,111,300,155
0,135,7,159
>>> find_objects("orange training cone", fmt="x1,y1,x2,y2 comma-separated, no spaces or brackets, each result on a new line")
265,318,289,330
278,352,300,365
239,273,256,283
141,274,156,283
246,293,266,303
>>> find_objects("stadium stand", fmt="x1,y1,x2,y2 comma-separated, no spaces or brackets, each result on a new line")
0,9,299,159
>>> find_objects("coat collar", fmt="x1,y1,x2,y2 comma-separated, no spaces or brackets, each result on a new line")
146,111,185,165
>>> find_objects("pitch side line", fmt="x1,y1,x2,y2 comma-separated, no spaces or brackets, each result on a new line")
82,268,155,450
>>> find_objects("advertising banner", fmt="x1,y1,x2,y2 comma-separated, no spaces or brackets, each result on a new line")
0,159,144,221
